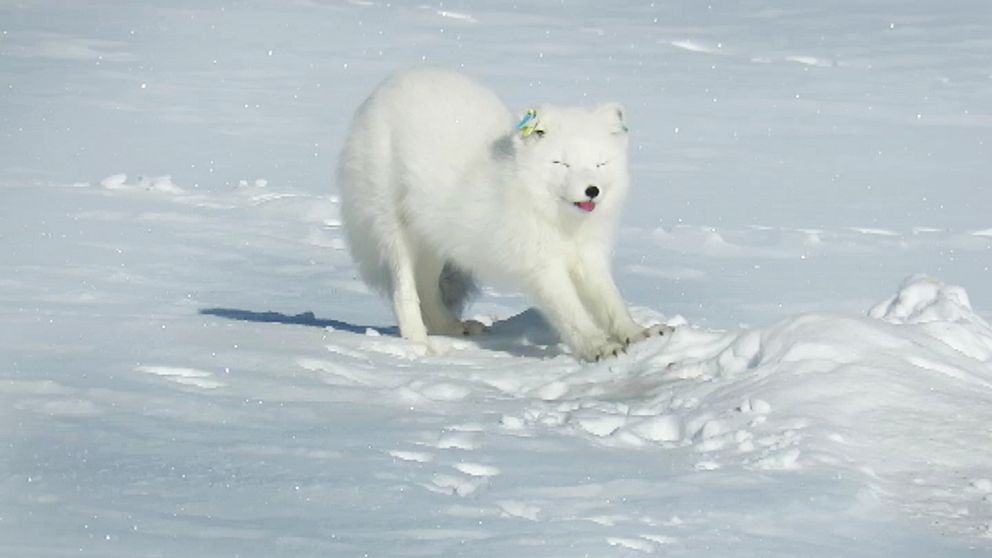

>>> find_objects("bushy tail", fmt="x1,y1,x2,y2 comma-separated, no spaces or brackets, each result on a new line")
439,261,477,318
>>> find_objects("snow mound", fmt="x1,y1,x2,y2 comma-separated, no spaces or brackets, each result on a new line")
869,274,986,327
295,273,992,547
478,276,992,541
97,172,185,194
869,275,992,361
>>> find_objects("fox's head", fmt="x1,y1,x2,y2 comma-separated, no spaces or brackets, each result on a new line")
509,103,631,224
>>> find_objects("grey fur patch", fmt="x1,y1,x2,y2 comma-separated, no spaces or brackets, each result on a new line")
439,261,478,317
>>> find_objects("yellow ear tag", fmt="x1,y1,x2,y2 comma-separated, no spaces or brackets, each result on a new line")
516,108,540,137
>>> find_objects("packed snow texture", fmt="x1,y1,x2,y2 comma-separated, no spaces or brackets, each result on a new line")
2,1,992,557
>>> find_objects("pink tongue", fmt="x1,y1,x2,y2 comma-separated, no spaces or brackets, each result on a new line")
575,201,596,212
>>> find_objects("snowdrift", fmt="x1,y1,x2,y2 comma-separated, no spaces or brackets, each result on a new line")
305,272,992,550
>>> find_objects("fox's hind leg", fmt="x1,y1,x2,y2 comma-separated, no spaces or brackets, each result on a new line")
387,226,429,345
415,250,486,336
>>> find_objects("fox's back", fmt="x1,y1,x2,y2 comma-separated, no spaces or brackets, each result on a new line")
341,68,513,196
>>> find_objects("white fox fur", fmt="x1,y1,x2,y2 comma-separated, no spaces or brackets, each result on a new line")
337,67,670,361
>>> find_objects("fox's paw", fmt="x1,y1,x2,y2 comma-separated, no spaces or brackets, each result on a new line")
431,319,488,337
623,324,675,347
579,340,627,362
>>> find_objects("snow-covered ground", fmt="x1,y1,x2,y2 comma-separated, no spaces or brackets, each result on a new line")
2,1,991,556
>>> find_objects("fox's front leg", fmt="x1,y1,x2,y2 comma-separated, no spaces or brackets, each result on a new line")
527,259,626,361
572,248,673,346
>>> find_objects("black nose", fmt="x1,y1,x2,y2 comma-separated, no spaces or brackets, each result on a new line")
585,185,600,199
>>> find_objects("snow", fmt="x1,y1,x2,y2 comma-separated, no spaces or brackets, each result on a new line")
2,1,992,556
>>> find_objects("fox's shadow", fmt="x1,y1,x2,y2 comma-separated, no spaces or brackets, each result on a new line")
199,308,399,336
198,307,564,359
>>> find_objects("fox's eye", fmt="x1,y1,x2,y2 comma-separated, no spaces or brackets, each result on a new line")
533,129,545,138
596,161,609,168
552,160,570,168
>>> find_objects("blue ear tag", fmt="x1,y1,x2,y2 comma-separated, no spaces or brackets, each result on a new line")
516,108,539,137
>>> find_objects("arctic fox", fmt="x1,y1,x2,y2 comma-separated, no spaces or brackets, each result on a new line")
337,67,671,361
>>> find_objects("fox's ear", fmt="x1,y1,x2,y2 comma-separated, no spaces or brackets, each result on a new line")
597,102,628,134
